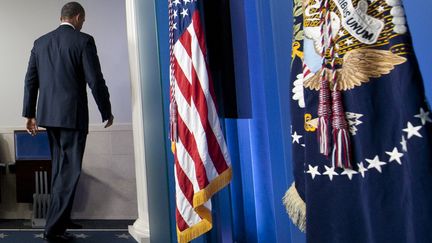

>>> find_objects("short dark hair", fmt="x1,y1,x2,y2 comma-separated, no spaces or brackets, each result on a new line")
61,2,85,19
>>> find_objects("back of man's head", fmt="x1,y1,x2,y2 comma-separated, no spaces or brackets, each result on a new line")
61,2,85,20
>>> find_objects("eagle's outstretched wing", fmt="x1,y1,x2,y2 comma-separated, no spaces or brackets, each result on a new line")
338,49,406,90
303,69,321,91
303,49,407,91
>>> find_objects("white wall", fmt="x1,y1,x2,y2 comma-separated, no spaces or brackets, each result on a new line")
0,0,137,220
0,0,132,125
0,125,138,220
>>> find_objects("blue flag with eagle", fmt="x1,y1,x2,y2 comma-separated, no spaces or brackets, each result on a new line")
284,0,432,242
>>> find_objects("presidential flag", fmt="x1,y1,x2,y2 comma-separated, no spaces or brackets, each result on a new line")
168,0,232,242
284,0,432,242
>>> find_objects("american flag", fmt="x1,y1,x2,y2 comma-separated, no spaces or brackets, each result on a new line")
168,0,232,242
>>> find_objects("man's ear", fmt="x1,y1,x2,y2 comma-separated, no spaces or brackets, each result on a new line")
74,14,81,23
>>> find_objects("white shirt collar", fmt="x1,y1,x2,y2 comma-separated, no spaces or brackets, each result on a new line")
60,22,75,29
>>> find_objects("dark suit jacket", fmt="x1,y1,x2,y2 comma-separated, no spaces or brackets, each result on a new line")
22,25,112,130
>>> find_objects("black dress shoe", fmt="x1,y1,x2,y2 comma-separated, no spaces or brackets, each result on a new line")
43,232,74,242
67,221,83,229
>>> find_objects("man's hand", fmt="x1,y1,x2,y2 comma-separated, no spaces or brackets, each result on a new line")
104,115,114,128
26,118,38,136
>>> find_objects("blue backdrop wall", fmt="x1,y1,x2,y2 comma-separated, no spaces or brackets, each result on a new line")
151,0,432,242
405,1,432,102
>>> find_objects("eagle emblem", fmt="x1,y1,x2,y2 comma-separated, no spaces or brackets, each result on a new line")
301,0,408,91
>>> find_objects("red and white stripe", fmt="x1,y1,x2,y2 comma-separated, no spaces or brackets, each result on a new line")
171,10,232,235
302,64,312,79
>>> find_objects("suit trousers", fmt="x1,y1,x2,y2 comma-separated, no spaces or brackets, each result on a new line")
44,127,87,235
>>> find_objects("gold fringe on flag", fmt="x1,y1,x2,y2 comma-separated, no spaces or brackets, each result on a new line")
193,168,232,207
177,167,233,243
283,182,306,232
177,206,212,243
171,141,176,153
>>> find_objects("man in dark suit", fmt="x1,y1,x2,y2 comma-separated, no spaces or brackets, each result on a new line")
22,2,114,241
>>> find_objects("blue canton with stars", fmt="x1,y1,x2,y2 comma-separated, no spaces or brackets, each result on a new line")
170,0,199,43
